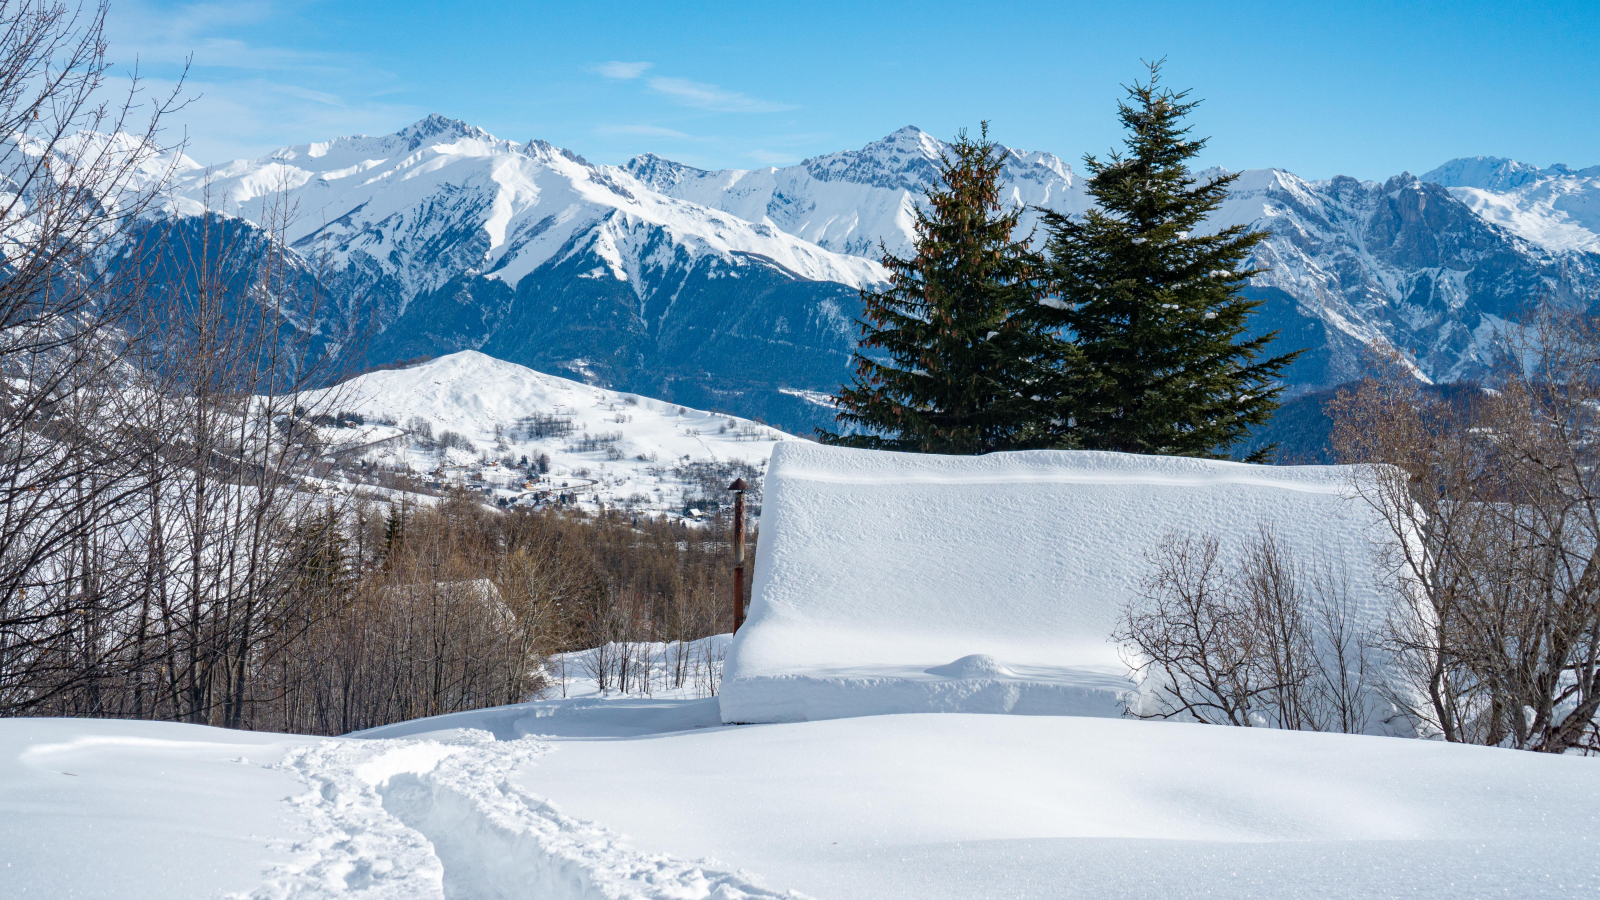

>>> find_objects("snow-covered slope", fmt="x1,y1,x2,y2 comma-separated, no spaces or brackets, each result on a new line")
170,114,881,300
0,718,308,900
9,713,1598,899
524,714,1600,900
622,126,1090,259
312,351,795,514
1423,156,1600,254
0,717,795,900
720,442,1392,725
30,130,202,211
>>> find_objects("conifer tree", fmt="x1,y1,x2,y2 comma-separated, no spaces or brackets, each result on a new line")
287,504,352,604
1036,62,1301,460
382,501,407,568
822,125,1075,454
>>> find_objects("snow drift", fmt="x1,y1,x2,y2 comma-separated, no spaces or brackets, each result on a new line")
719,443,1392,724
526,713,1600,900
11,709,1599,899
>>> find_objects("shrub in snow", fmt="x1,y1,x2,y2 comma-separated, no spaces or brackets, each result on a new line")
1117,529,1379,733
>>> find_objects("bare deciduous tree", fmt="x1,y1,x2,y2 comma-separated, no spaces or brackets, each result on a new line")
1118,527,1373,732
1331,311,1600,753
0,0,185,712
116,186,353,728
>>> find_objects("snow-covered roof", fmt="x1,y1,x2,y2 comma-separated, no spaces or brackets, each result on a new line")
720,442,1392,724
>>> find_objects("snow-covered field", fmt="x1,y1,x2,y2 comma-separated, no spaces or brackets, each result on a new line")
308,351,796,515
4,709,1598,899
523,714,1600,900
8,425,1599,899
2,718,310,900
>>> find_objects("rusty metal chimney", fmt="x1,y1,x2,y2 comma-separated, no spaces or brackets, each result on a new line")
728,477,749,632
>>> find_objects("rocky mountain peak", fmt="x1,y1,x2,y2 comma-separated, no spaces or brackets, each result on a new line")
801,127,944,190
1422,156,1545,191
524,138,590,168
1382,172,1420,193
395,114,495,151
800,126,1073,192
620,152,705,190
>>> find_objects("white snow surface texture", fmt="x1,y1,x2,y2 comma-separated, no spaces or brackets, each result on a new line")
524,713,1600,900
6,713,1599,900
720,442,1390,725
1,717,797,900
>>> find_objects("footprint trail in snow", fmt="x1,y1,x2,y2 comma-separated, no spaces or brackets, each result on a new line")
244,730,805,900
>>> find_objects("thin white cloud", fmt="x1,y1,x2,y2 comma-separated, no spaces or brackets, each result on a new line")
594,61,653,80
127,74,421,165
101,2,416,164
595,124,691,138
110,2,341,72
648,77,794,113
261,81,346,107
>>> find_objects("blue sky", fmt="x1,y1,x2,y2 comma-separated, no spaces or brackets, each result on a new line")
112,0,1598,180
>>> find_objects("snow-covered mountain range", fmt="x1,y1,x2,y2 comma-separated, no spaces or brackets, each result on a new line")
158,116,1600,436
171,115,880,298
162,115,880,433
1206,167,1599,390
627,139,1600,394
623,125,1090,258
1421,156,1600,254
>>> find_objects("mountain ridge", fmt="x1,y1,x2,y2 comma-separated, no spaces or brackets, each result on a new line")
154,115,1600,435
1419,155,1600,254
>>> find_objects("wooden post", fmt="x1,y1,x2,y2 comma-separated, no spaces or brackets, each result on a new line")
729,477,749,632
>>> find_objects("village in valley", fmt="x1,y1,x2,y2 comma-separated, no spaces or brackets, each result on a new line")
306,350,781,519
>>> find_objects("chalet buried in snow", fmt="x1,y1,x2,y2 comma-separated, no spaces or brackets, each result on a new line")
720,442,1395,725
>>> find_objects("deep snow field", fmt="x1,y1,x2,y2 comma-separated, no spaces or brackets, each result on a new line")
4,701,1599,900
8,446,1600,898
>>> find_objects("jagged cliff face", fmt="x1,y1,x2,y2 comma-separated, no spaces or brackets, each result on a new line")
1210,169,1600,393
158,117,1600,433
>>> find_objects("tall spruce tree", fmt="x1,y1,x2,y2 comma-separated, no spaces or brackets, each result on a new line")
1036,63,1301,460
822,125,1073,454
